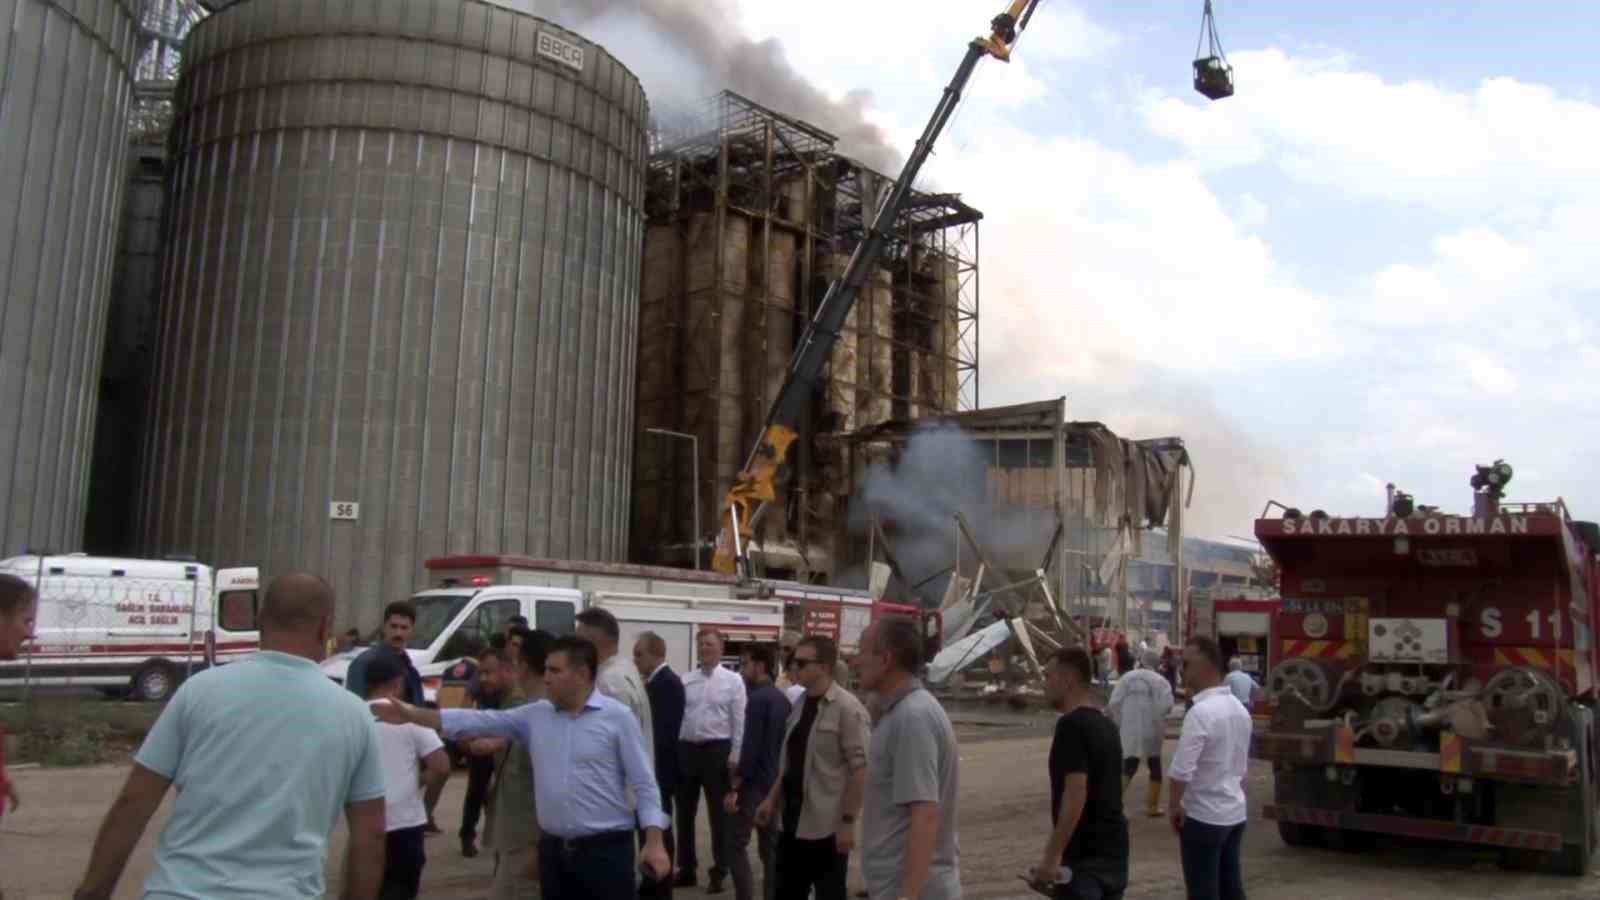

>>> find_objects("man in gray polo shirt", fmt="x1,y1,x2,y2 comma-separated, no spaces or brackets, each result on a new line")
858,616,960,900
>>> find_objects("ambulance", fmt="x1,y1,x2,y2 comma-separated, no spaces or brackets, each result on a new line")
0,554,260,701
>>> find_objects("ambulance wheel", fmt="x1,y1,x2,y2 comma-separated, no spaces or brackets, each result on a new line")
131,662,178,702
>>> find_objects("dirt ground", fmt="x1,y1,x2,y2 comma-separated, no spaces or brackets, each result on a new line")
3,713,1599,899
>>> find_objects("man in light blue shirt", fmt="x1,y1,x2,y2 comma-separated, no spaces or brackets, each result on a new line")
1224,658,1261,707
74,574,388,900
373,634,670,900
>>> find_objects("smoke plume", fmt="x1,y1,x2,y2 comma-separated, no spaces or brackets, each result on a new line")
849,425,1058,606
537,0,905,173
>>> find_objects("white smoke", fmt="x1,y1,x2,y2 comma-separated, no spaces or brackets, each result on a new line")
848,425,1058,605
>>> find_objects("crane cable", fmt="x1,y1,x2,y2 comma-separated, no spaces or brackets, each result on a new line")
1196,0,1229,63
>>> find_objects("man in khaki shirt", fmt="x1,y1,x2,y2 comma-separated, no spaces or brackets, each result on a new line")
478,629,553,899
756,635,869,900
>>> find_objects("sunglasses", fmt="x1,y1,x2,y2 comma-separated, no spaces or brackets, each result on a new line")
792,657,822,669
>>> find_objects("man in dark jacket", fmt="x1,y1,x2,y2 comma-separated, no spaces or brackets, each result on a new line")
635,630,686,899
727,644,790,900
345,600,424,705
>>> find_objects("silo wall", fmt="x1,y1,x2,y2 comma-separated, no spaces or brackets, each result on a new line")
138,0,648,626
0,0,137,555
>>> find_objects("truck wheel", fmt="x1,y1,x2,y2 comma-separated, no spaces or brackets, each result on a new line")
1550,842,1592,876
131,662,179,702
1499,848,1545,871
1277,821,1323,848
1322,827,1376,852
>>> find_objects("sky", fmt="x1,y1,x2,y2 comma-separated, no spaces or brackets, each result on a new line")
547,1,1600,542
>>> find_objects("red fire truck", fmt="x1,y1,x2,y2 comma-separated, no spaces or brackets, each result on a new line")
1252,465,1600,874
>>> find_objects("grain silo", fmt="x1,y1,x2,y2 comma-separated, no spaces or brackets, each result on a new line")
0,0,138,556
137,0,649,627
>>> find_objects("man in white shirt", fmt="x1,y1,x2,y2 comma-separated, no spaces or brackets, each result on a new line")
1223,658,1261,708
1167,636,1253,900
366,654,451,899
675,628,746,892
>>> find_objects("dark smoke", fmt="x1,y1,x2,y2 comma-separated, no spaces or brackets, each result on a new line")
541,0,905,173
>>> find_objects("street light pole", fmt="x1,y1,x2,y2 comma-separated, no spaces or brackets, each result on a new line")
645,428,702,570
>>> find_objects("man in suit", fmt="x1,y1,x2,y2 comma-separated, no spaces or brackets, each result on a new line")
635,631,686,898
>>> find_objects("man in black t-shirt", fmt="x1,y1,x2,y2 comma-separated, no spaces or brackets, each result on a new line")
1032,646,1130,900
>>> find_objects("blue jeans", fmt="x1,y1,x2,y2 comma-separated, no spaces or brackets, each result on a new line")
1179,820,1246,900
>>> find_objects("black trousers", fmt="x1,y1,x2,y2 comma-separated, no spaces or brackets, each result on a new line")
380,825,427,900
640,790,675,899
676,739,732,876
460,753,496,842
539,830,636,900
774,831,848,900
1179,820,1246,900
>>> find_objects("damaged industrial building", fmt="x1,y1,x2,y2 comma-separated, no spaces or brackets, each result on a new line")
632,91,980,580
3,0,1263,648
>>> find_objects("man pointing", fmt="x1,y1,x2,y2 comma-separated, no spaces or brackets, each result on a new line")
374,635,670,899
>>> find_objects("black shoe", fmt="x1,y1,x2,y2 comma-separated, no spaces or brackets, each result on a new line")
673,870,697,888
706,872,725,895
461,838,478,858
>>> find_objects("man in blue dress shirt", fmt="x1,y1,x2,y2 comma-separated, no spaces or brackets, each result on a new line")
372,635,671,899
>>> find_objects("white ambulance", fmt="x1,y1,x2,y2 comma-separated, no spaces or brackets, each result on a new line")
0,554,261,701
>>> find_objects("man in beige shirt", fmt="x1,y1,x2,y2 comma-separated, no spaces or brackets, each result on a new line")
755,635,869,900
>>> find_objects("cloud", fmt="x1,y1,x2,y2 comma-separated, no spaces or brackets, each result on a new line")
698,4,1600,538
1140,49,1600,216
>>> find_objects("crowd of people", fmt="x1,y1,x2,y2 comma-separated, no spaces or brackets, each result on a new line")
0,571,1257,900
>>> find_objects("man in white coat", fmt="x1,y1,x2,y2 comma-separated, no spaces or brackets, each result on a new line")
1108,649,1175,818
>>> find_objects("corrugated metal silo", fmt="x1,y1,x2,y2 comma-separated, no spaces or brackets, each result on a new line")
137,0,649,625
0,0,138,555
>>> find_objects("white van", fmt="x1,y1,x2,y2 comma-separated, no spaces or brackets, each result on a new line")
321,570,783,703
0,554,261,701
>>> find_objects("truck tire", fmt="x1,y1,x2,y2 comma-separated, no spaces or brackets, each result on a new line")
1277,821,1323,848
1551,842,1592,876
1550,705,1598,875
1499,848,1545,871
131,662,179,702
1322,827,1376,852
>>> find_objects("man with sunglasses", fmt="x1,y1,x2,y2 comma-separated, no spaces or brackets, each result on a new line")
755,636,869,900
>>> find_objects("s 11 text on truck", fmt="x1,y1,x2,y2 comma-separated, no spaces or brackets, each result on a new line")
1252,463,1600,874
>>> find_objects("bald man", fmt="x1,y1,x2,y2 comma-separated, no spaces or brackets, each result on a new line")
74,574,388,900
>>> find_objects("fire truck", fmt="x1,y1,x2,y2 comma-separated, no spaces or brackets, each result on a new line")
1188,589,1280,683
1252,463,1600,874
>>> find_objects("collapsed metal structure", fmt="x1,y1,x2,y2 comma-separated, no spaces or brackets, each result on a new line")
832,400,1195,686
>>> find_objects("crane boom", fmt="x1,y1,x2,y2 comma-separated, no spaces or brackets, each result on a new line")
711,0,1044,575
